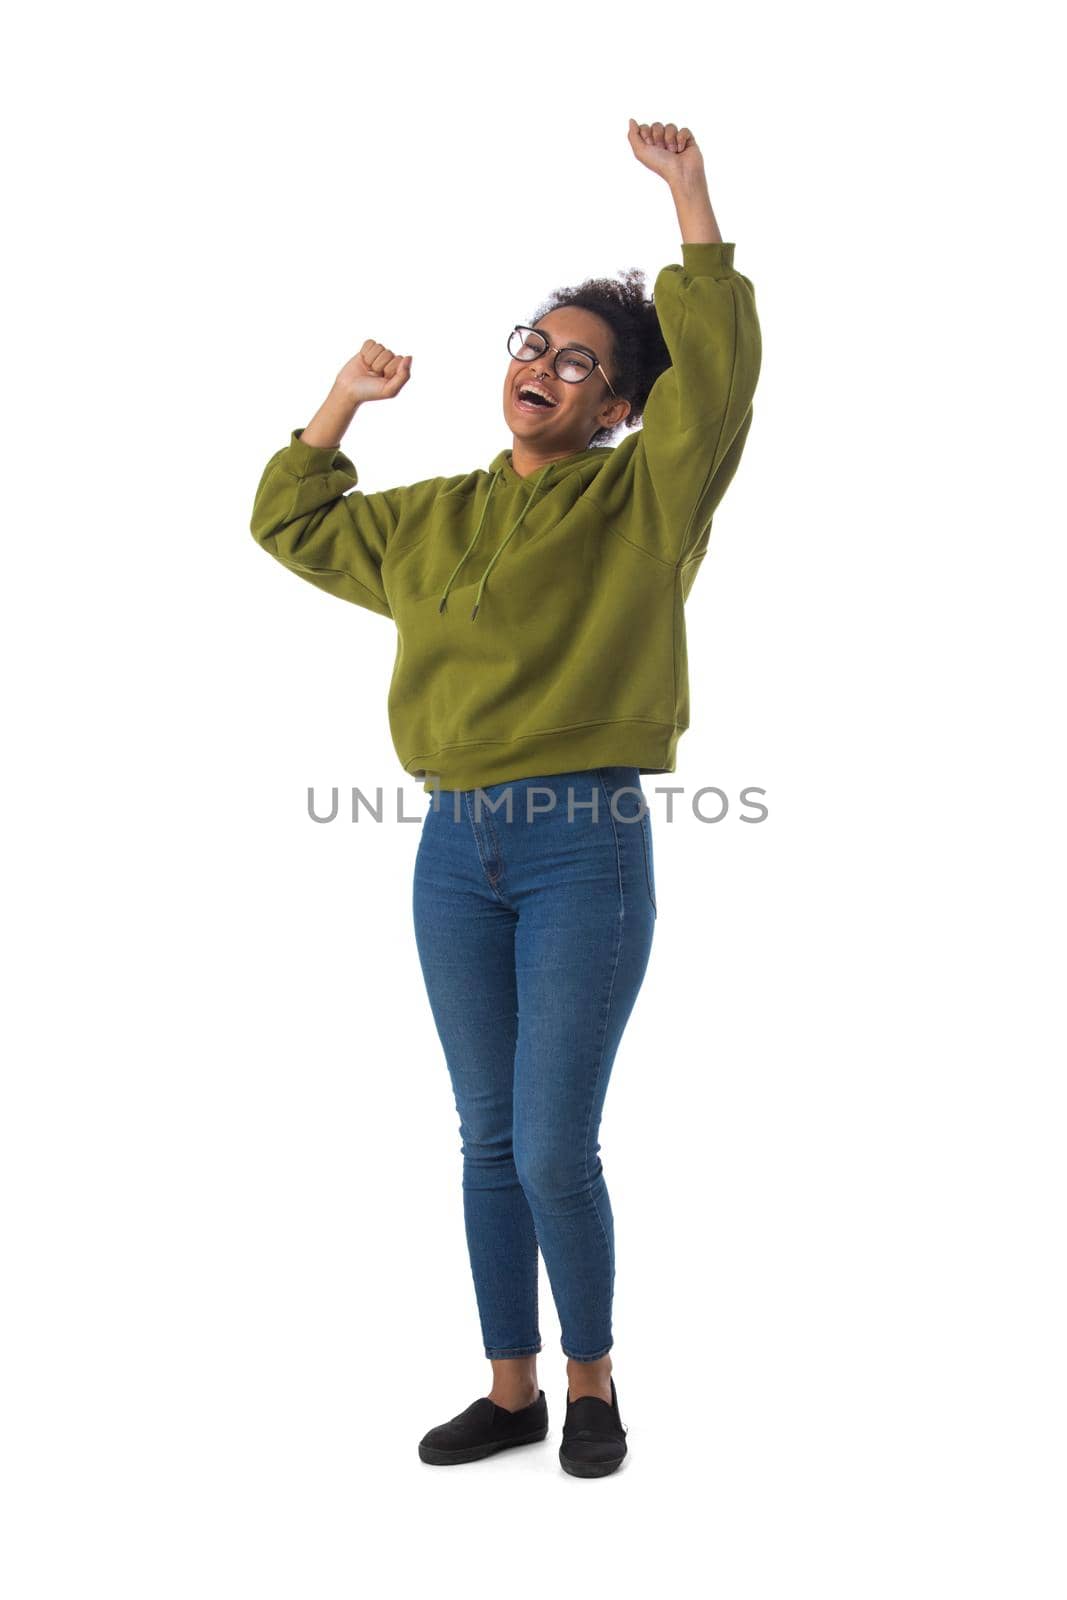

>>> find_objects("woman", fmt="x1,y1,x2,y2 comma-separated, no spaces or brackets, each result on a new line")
249,118,762,1476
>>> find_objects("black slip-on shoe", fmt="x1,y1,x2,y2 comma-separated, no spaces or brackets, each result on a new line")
418,1389,549,1465
559,1375,628,1477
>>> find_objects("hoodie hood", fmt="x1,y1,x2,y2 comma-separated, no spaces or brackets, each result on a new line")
488,444,611,486
437,445,612,621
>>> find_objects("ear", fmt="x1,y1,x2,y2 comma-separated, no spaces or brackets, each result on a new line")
601,396,632,429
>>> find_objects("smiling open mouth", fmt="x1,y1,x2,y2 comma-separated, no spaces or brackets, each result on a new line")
515,383,559,412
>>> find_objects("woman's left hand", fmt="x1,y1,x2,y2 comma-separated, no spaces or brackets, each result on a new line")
627,118,706,188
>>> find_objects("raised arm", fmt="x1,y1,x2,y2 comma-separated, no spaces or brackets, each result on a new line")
593,121,762,568
249,341,414,617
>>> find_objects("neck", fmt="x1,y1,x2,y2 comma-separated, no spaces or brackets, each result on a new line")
509,437,590,479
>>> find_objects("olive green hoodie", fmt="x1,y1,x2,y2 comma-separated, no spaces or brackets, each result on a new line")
249,240,761,792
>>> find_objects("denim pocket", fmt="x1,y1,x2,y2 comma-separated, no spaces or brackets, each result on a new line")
640,809,658,917
598,771,657,917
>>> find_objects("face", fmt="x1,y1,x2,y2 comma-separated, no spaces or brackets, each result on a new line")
503,304,631,450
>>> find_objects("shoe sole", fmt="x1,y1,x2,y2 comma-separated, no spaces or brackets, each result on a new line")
559,1444,628,1477
418,1424,549,1465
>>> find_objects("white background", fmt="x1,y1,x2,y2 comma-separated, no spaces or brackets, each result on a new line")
3,1,1063,1595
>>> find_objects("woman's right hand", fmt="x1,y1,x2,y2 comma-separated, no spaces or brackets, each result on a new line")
335,340,413,404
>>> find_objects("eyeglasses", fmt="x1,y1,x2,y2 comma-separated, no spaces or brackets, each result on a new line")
507,326,618,396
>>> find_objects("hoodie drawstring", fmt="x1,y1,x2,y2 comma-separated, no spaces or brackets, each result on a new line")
437,468,501,616
438,466,552,621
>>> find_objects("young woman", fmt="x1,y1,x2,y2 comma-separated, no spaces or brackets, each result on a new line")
250,118,762,1476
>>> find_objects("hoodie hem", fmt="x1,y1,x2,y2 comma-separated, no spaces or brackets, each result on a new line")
406,720,684,792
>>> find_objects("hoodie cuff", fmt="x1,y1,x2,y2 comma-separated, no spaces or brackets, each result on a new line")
284,427,344,478
681,241,736,276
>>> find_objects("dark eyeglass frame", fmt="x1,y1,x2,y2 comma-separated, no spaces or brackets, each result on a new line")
507,325,619,397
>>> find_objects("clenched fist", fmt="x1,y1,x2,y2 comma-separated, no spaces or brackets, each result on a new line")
627,118,706,188
336,340,413,404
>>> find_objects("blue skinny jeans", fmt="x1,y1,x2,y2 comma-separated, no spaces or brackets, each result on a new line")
411,766,656,1362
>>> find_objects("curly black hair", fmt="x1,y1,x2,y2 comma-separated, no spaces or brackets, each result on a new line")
527,266,670,448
